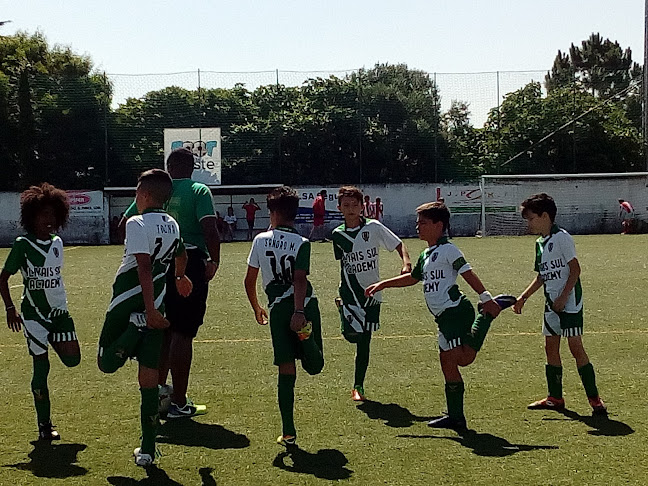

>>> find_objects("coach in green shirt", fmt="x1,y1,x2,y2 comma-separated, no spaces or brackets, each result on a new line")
121,148,221,417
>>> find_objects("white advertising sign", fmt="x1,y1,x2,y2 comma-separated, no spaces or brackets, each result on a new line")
164,128,222,186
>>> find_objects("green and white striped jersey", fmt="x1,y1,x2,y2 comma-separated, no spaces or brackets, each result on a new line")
411,237,472,317
332,218,402,306
3,234,68,322
108,209,183,312
247,226,313,309
535,224,582,312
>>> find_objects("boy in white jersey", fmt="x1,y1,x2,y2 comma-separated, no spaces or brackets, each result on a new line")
366,202,515,431
0,183,80,441
98,169,193,466
513,193,606,415
332,186,411,401
244,186,324,447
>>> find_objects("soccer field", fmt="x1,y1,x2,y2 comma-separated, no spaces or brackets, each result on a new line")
0,235,646,485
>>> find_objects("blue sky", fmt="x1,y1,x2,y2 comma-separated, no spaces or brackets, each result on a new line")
2,0,644,124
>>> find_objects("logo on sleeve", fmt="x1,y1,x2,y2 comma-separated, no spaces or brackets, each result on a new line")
431,252,438,262
548,243,553,252
53,247,59,258
362,231,369,242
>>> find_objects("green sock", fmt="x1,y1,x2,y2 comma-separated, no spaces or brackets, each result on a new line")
578,362,599,398
100,323,141,373
445,381,465,420
467,313,494,351
278,374,297,437
32,357,51,424
546,364,563,399
354,333,371,389
140,387,159,455
300,334,324,376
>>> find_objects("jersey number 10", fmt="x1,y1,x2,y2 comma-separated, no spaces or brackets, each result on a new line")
266,250,295,285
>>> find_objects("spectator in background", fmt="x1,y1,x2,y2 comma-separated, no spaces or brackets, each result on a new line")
243,198,261,241
224,206,237,242
374,197,384,222
619,199,636,234
362,195,376,219
310,190,327,241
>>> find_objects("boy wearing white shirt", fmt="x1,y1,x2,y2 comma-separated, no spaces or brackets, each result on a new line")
513,193,606,415
366,202,514,431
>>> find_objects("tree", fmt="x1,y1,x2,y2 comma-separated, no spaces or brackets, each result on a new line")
480,82,642,174
545,33,641,99
0,31,111,190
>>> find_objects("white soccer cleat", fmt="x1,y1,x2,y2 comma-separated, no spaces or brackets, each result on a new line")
133,447,154,467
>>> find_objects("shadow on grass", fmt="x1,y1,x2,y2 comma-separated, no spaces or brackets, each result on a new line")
398,430,558,457
107,465,217,485
356,400,433,427
543,409,635,436
4,440,87,478
158,418,250,449
273,445,353,480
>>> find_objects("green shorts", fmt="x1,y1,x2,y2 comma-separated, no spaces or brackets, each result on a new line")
98,299,164,370
270,296,323,366
338,301,380,343
543,307,584,337
23,311,77,357
434,297,475,351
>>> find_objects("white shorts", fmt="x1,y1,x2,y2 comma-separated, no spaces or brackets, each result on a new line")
23,314,77,356
543,309,583,338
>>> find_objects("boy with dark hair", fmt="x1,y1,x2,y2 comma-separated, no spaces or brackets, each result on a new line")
121,147,220,418
244,186,324,446
332,185,410,401
99,169,193,466
0,183,81,441
513,193,606,415
366,201,515,430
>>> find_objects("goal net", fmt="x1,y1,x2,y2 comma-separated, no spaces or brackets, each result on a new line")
480,172,648,236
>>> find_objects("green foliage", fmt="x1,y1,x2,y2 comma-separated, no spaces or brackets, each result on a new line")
0,31,110,190
479,82,642,174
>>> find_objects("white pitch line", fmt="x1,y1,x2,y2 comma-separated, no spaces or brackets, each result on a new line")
0,328,645,348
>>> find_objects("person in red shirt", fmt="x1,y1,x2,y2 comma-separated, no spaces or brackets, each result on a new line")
618,199,636,234
243,198,261,241
310,190,327,241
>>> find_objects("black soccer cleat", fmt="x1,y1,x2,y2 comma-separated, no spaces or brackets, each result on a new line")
427,415,467,432
478,294,517,314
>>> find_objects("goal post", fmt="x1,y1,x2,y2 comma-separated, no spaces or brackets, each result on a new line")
479,172,648,236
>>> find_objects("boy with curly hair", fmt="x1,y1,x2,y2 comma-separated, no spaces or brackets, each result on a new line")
0,183,81,441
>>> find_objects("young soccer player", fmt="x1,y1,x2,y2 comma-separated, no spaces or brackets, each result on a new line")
332,186,411,401
244,186,324,446
366,202,515,430
513,193,606,415
0,183,81,441
98,169,193,467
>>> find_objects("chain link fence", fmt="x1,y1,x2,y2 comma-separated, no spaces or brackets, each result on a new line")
1,67,641,190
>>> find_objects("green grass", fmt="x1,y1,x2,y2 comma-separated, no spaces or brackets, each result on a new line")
0,235,647,485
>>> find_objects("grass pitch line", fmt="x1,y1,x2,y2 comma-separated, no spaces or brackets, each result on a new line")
0,329,644,349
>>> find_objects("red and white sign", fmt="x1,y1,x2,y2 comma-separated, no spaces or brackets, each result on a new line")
66,190,104,215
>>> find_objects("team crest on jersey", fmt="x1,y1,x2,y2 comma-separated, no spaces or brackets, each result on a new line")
162,215,168,222
431,252,438,262
53,247,59,258
548,243,553,252
362,231,370,242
